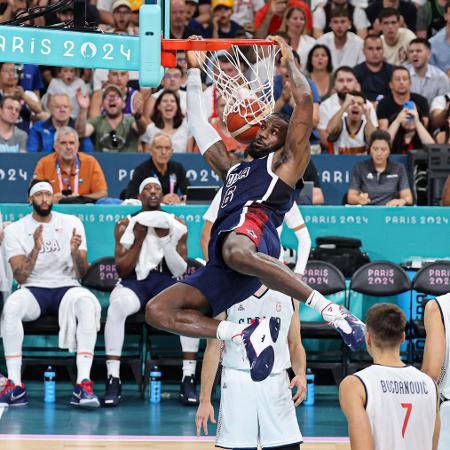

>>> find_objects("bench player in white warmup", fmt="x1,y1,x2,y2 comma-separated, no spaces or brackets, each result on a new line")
339,303,440,450
0,179,101,408
422,292,450,450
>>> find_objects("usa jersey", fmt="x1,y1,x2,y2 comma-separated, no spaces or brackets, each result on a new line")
223,289,294,372
214,153,296,234
355,365,437,450
435,293,450,400
3,212,87,288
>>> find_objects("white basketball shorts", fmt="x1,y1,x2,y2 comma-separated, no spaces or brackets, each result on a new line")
216,367,303,449
438,401,450,450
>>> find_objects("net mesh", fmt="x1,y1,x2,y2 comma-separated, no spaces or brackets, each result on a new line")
194,42,279,123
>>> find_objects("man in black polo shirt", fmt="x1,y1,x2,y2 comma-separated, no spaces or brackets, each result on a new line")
122,132,189,203
347,130,413,206
354,34,393,102
377,66,429,129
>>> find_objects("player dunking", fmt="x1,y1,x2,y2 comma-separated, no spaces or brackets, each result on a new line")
146,36,365,381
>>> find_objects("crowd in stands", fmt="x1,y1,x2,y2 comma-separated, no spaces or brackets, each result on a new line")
0,0,449,206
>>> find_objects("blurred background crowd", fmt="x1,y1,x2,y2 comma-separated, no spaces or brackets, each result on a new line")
0,0,449,206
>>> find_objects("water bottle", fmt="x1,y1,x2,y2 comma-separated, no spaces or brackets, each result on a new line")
44,366,56,403
149,365,162,404
304,368,315,406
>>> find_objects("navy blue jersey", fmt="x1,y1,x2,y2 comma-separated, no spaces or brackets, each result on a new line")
214,153,296,233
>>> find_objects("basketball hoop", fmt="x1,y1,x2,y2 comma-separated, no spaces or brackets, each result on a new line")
162,38,279,124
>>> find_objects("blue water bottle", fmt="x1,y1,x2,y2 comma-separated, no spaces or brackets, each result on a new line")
150,365,162,404
44,366,56,403
304,368,315,406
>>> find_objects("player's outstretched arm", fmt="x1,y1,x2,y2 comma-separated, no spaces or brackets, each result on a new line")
271,36,313,187
186,48,233,181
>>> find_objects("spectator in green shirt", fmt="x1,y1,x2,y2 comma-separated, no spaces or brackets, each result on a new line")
76,84,147,152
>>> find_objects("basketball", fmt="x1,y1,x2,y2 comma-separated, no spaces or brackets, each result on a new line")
226,99,268,144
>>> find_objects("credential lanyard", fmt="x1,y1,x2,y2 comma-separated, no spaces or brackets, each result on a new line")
56,155,79,194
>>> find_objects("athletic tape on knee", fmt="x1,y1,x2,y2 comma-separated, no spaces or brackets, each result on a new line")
180,335,200,353
187,68,221,155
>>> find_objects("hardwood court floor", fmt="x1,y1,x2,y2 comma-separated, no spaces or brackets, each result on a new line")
1,440,350,450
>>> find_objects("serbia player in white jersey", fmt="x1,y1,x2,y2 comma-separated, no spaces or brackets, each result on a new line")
422,293,450,450
0,179,101,408
196,286,306,449
340,303,440,450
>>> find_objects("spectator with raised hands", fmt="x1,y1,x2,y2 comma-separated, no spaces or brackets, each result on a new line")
305,44,334,101
89,69,143,119
347,130,413,206
316,7,365,69
254,0,312,39
28,92,93,153
200,0,245,38
313,0,370,39
77,85,147,152
387,103,435,153
279,6,316,70
379,8,416,65
141,90,193,153
407,38,450,105
230,0,264,34
327,91,377,154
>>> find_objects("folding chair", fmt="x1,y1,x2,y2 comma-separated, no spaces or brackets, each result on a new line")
347,261,411,374
300,260,347,384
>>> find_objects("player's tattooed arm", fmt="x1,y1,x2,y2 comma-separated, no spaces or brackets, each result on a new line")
9,224,43,284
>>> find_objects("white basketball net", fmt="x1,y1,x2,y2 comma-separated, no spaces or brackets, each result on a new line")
194,43,279,123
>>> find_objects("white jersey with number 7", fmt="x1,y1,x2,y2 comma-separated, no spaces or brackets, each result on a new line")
354,364,437,450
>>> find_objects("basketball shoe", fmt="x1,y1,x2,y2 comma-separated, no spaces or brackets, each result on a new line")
179,374,199,406
322,304,366,351
70,379,100,408
241,317,281,382
102,376,122,407
0,380,28,407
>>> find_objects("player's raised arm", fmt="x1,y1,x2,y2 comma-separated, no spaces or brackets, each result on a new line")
272,36,313,187
186,46,233,181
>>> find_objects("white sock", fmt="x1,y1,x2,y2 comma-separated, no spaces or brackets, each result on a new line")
182,360,197,379
216,321,246,341
76,353,93,384
305,290,342,320
6,356,22,386
106,360,120,379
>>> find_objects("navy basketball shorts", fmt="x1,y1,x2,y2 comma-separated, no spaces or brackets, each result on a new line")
120,271,177,308
27,286,74,316
181,209,281,316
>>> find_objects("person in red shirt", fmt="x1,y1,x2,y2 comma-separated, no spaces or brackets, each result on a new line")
254,0,312,38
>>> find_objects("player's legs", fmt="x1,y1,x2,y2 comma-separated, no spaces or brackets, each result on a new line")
257,371,302,449
62,287,101,409
221,232,365,351
215,368,259,449
146,283,219,337
179,335,200,405
0,288,40,406
103,285,141,406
